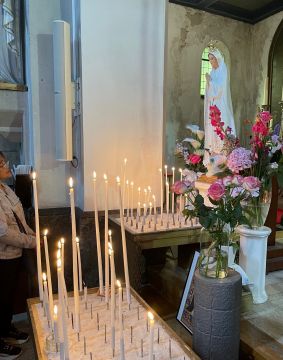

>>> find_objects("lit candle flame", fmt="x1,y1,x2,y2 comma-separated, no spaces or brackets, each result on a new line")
148,311,154,321
61,237,65,244
76,237,79,243
54,305,58,316
69,177,74,188
158,168,162,172
116,176,121,184
164,165,168,170
32,171,36,180
43,229,48,236
108,230,112,236
138,187,141,191
103,174,107,181
149,202,152,207
130,181,134,186
179,168,182,173
148,186,151,191
116,280,121,288
42,272,47,281
126,180,129,185
172,167,175,171
124,158,127,165
93,171,97,180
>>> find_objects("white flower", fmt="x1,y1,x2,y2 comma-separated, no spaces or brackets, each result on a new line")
185,125,199,134
196,130,205,141
194,149,205,156
182,138,201,149
182,169,198,183
206,154,227,176
271,143,281,154
270,162,278,169
191,140,201,149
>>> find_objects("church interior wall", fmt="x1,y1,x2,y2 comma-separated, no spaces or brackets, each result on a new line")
251,11,283,122
79,0,167,211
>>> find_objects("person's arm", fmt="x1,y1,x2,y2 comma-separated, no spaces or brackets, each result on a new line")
0,209,36,249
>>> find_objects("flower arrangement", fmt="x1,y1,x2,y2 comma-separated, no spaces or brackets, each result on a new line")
175,125,207,175
172,104,283,277
182,174,260,277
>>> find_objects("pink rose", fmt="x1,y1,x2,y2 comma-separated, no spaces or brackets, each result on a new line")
242,176,260,197
232,175,244,185
207,182,225,201
171,181,188,195
188,154,202,164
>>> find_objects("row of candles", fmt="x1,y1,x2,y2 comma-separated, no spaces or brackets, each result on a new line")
41,233,159,359
32,161,184,305
31,161,182,359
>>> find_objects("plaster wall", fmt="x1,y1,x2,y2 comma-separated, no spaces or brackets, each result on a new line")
80,0,167,211
165,5,252,163
251,12,283,121
26,0,71,208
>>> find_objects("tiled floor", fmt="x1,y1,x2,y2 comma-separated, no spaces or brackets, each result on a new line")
11,315,35,360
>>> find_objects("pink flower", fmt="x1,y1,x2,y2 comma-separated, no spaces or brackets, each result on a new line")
230,187,243,198
188,153,202,164
260,111,272,124
171,181,188,195
227,147,253,173
242,176,260,197
222,176,233,186
207,182,225,201
232,175,244,185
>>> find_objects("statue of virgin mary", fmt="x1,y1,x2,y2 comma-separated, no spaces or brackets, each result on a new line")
204,47,236,164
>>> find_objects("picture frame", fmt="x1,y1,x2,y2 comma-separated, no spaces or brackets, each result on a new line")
176,251,200,334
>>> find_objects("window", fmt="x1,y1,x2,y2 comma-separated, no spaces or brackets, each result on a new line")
0,0,25,90
200,47,212,97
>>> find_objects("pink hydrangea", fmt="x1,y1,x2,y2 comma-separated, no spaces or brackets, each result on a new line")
227,147,253,173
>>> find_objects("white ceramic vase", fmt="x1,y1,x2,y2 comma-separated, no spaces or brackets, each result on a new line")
236,225,271,304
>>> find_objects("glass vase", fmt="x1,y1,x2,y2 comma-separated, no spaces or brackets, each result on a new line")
241,188,272,229
199,228,229,279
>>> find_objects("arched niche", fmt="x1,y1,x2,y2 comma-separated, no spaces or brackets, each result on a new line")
268,19,283,124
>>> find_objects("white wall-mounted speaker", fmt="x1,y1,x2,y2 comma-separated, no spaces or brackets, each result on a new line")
53,20,73,161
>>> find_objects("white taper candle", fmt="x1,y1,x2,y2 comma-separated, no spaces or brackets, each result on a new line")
32,172,43,301
93,171,104,295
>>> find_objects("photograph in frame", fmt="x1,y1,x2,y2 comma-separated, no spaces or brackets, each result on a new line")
176,251,200,334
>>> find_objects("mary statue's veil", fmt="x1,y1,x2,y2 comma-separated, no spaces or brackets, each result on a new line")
204,47,236,158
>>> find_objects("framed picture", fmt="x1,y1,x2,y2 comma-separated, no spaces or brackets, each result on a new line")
176,251,200,334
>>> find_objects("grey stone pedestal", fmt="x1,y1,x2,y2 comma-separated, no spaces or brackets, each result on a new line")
193,270,241,360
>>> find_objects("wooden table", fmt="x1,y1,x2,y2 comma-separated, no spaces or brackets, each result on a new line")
109,215,201,291
27,287,200,360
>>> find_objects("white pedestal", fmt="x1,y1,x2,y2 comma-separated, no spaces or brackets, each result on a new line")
236,225,271,304
195,181,212,206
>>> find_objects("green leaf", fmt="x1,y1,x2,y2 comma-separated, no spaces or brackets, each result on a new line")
195,194,204,206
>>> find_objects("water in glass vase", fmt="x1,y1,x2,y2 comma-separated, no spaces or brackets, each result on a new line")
199,228,229,278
